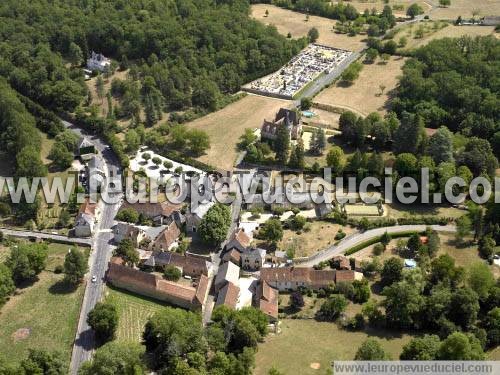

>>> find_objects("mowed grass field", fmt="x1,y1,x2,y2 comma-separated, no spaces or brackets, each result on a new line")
398,22,497,50
105,286,166,343
315,56,406,115
0,242,86,369
251,4,367,52
255,319,414,375
430,0,500,19
185,94,290,171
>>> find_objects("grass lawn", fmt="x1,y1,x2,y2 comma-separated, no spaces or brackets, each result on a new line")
397,22,496,51
386,202,465,220
185,94,289,171
251,4,367,52
0,242,86,369
255,319,414,375
276,221,355,258
430,0,500,20
315,56,407,116
105,286,167,343
437,233,500,278
488,346,500,360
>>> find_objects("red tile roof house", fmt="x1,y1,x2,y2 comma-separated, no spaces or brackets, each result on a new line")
222,249,241,266
260,267,362,291
107,257,209,311
331,255,351,270
74,198,99,237
143,250,214,278
225,228,252,252
215,281,240,310
149,221,181,252
214,261,240,293
118,201,183,226
254,281,279,322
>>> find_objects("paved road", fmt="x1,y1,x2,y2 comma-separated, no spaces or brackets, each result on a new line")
295,225,456,267
0,228,92,246
65,120,123,374
294,50,363,102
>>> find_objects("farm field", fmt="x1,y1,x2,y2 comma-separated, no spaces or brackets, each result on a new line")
185,94,290,171
315,56,406,116
255,319,414,375
105,286,167,343
277,221,355,258
430,0,500,20
251,4,367,52
398,22,497,50
0,242,86,369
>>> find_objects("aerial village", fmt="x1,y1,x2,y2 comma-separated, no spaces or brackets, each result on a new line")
0,1,499,374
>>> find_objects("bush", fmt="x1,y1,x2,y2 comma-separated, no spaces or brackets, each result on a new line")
319,295,348,321
289,215,307,231
335,230,346,240
373,243,385,256
115,208,139,223
54,265,64,274
290,291,305,309
300,97,312,110
163,265,181,281
335,281,355,299
346,313,365,330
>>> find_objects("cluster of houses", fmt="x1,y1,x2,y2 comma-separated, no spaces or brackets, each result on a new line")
95,125,366,323
245,44,353,98
105,196,363,323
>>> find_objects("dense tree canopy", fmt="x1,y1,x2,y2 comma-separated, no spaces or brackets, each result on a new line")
393,36,500,173
198,203,231,246
0,79,45,178
6,242,48,284
79,341,145,375
87,302,119,343
0,264,15,305
0,0,304,114
63,247,88,285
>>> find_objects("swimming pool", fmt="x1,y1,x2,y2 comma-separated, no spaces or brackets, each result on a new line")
302,110,315,118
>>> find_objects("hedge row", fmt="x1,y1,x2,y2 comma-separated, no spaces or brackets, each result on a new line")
327,211,453,230
344,230,420,256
